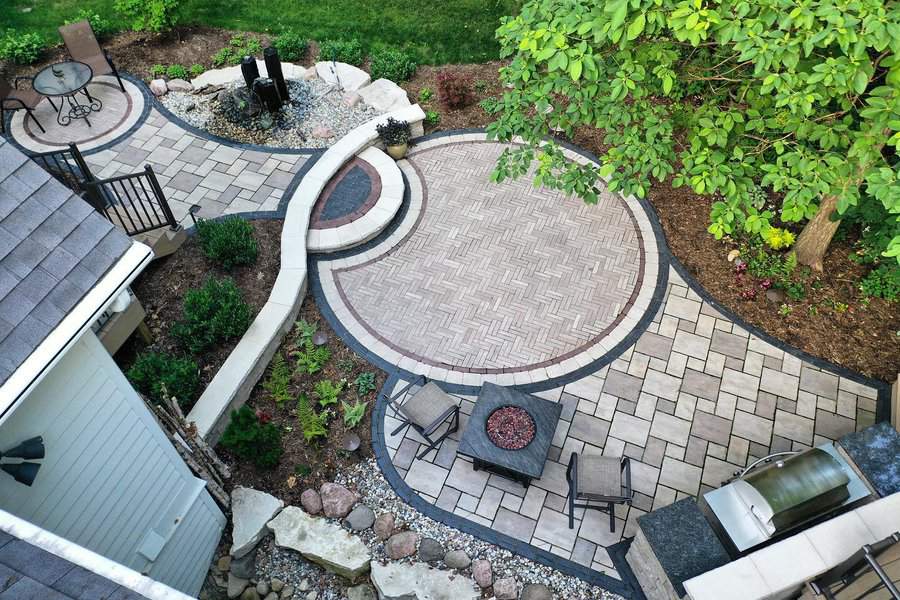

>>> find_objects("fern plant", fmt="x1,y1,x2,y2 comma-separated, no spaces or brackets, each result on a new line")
342,400,367,428
293,344,331,375
297,393,328,442
314,379,343,408
263,353,292,405
294,319,317,347
354,372,376,396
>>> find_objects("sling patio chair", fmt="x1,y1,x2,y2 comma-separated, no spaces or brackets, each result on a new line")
58,20,126,92
382,375,460,460
1,77,51,134
567,452,633,532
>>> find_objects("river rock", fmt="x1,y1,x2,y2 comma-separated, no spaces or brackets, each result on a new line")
417,538,444,563
493,577,517,600
167,78,194,93
385,531,419,559
358,79,411,112
149,79,168,96
344,505,376,531
256,581,269,596
521,583,553,600
270,579,284,593
231,487,284,558
472,559,492,588
315,61,371,91
227,574,249,599
300,489,323,515
370,561,480,600
217,555,232,572
320,483,358,518
373,512,395,540
240,589,260,600
443,550,471,569
347,583,376,600
230,549,256,579
264,594,278,600
312,124,334,139
268,506,371,579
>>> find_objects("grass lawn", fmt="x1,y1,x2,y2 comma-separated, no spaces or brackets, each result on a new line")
4,0,519,64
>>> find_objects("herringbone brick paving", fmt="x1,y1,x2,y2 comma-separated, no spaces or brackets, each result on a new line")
336,142,642,371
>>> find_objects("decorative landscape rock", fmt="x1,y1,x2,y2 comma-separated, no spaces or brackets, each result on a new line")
417,538,444,563
300,489,323,515
521,583,553,600
268,506,371,580
357,79,411,113
347,583,376,600
315,61,371,92
472,559,492,588
320,483,359,518
343,92,361,107
270,579,284,593
344,505,376,531
256,581,269,596
231,487,284,558
443,550,471,569
240,588,260,600
385,531,419,559
312,124,334,139
493,577,518,600
149,79,168,96
373,512,395,540
166,78,194,93
230,549,257,579
227,573,249,599
370,561,480,600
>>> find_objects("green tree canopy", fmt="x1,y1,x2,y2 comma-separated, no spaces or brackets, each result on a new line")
488,0,900,269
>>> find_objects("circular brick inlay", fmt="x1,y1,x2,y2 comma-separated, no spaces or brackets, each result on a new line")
310,157,381,229
332,141,647,373
487,406,535,450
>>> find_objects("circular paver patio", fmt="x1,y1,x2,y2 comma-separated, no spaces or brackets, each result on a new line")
316,134,662,385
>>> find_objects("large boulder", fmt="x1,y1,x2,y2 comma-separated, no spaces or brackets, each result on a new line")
268,506,371,580
357,79,411,113
417,538,444,563
315,61,371,91
443,550,471,570
344,505,376,531
320,483,359,518
373,512,395,540
231,488,284,558
149,79,168,96
166,78,194,93
370,561,480,600
385,531,419,559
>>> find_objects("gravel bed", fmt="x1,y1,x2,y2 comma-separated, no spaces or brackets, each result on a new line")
160,78,381,148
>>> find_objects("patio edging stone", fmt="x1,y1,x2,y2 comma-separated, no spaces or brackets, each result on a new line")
187,103,426,443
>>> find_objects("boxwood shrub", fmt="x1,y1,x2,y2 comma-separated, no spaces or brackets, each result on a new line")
126,351,199,410
196,216,258,270
220,405,283,468
369,48,417,82
173,277,252,354
317,38,365,66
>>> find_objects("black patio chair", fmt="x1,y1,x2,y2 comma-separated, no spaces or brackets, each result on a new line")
567,452,633,532
1,77,53,133
382,375,460,460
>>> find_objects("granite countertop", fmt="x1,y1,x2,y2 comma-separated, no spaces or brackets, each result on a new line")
839,421,900,498
636,498,731,596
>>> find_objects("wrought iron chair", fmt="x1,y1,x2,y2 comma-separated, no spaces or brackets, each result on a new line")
382,375,460,460
58,20,125,92
1,77,52,133
566,452,633,532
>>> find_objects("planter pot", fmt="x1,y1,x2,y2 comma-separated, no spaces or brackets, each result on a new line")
386,143,408,160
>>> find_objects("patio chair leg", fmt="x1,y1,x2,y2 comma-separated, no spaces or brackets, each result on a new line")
46,97,57,111
568,494,575,529
608,501,615,533
415,440,440,460
26,109,46,134
0,107,5,134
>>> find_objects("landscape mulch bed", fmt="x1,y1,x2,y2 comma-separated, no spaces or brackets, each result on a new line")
117,219,282,391
223,296,386,504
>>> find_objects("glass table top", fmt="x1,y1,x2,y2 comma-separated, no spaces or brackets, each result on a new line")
33,61,93,96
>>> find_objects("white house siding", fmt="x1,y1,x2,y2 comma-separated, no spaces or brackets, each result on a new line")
0,331,224,596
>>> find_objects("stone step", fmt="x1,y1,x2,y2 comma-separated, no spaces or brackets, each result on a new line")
134,226,187,259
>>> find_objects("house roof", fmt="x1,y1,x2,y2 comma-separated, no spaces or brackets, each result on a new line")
0,138,132,387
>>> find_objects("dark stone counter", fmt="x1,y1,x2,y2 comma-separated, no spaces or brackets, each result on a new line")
839,421,900,497
635,498,731,597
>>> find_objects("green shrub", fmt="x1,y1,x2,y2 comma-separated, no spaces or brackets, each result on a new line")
342,400,367,428
150,64,166,78
425,110,440,126
173,277,252,354
297,393,328,442
478,97,502,115
273,31,308,61
220,406,283,468
263,353,292,405
126,351,199,409
0,31,44,65
376,117,410,146
166,64,188,79
369,48,417,82
418,87,434,102
65,10,114,39
212,47,236,67
189,63,205,77
314,379,343,407
860,265,900,301
317,38,365,66
114,0,179,33
195,217,258,270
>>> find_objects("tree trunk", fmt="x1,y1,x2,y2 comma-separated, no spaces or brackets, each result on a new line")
793,193,841,271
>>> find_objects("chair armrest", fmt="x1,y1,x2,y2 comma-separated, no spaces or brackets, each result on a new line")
381,374,426,403
1,98,27,109
621,456,633,498
566,452,577,485
420,404,459,437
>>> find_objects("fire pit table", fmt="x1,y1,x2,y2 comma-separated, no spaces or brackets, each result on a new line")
458,382,562,487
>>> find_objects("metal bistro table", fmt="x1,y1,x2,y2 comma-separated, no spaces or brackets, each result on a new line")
32,61,101,127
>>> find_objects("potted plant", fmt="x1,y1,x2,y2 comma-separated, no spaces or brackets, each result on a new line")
376,117,411,159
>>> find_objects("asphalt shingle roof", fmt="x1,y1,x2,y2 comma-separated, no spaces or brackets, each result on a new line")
0,138,132,387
